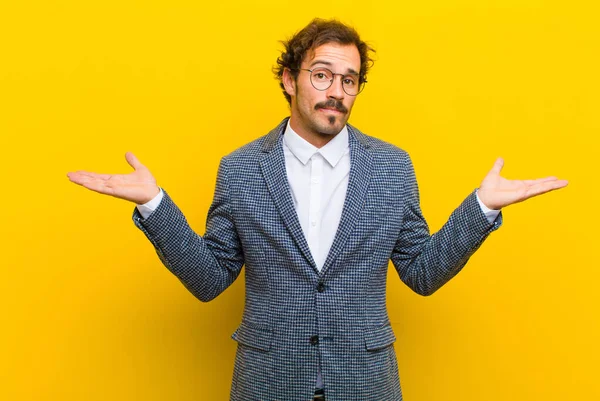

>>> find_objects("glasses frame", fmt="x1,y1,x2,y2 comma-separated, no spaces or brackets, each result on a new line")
295,67,367,96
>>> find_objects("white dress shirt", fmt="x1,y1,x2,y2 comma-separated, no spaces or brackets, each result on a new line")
282,121,351,270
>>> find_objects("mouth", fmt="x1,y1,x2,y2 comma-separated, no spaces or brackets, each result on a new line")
319,107,344,114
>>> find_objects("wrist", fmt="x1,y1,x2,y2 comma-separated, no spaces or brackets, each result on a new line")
138,186,160,205
476,188,500,211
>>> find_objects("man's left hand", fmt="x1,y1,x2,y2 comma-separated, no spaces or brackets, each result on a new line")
477,158,568,210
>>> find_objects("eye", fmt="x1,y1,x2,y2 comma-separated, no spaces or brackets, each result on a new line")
312,69,332,81
343,77,356,86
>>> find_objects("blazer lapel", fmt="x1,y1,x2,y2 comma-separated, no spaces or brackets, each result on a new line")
259,118,318,271
320,124,373,275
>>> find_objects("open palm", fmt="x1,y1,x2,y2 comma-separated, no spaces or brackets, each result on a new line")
478,158,568,210
67,152,160,204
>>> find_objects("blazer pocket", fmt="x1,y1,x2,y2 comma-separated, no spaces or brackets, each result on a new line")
231,321,274,352
363,323,396,351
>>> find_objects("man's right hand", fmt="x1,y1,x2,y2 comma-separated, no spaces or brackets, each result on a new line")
67,152,160,205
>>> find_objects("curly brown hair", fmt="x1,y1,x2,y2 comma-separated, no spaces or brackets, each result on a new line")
273,18,375,105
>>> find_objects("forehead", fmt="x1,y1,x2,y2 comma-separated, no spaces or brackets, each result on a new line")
302,42,361,73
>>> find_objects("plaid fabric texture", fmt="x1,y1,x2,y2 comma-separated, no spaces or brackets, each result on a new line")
133,118,502,401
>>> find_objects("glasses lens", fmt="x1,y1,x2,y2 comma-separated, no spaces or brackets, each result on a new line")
310,68,333,90
341,74,361,96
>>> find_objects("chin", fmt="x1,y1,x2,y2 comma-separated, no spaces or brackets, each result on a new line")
314,116,346,136
315,124,342,136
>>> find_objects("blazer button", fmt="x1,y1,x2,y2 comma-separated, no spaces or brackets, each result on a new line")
317,282,325,293
310,335,319,346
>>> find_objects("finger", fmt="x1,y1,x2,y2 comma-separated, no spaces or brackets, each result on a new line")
68,173,116,194
489,157,504,175
125,152,144,171
67,171,112,185
68,171,112,181
524,179,569,198
523,176,558,185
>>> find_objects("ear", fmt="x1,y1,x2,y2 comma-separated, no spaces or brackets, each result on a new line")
282,68,296,97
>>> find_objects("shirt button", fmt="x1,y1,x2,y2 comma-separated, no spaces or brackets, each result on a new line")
310,335,319,346
317,282,325,293
311,177,319,184
311,220,317,226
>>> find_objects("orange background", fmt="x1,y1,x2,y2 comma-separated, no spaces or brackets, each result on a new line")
0,1,596,400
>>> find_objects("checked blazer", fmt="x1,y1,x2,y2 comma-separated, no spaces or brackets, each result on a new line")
132,118,502,401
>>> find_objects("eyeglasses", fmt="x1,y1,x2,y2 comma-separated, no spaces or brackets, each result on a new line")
296,67,366,96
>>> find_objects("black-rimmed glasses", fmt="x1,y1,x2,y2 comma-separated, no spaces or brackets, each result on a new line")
296,67,366,96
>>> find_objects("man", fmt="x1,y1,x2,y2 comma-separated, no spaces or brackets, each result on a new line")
67,19,567,401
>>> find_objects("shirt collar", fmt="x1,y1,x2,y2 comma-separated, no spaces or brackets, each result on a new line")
283,120,349,167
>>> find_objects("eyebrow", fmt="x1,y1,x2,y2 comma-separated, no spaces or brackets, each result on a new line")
309,60,359,75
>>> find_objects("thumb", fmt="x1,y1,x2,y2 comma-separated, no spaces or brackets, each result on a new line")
489,157,504,176
125,152,144,171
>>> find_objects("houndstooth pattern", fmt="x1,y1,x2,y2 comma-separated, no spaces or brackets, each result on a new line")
133,117,502,401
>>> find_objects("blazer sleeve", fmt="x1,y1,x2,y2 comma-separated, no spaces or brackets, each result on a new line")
132,157,244,302
390,154,502,296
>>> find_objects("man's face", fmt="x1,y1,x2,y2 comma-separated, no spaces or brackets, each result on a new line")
284,42,361,141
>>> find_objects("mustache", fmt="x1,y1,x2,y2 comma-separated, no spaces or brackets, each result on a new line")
314,100,348,114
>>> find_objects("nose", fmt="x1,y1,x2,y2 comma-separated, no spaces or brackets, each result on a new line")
326,74,345,100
